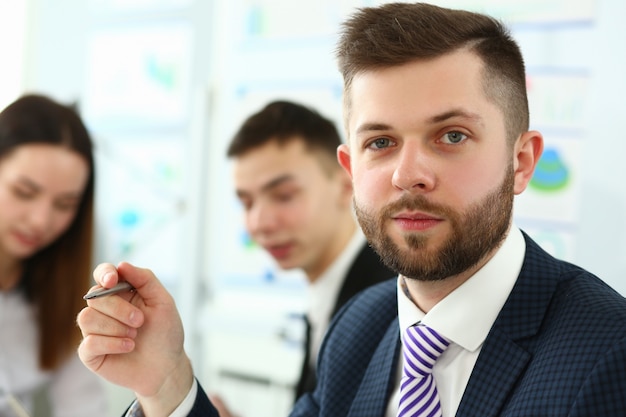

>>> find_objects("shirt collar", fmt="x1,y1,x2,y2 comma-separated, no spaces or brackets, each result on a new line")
307,229,366,316
398,226,526,352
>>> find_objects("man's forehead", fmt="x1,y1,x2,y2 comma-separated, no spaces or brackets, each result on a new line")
345,54,493,132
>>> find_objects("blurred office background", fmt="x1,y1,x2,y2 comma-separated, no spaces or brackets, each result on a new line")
1,0,625,415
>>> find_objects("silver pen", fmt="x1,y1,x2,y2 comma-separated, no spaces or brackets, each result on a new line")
83,281,135,300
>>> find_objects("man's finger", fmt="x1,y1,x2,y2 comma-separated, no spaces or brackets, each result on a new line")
77,306,138,339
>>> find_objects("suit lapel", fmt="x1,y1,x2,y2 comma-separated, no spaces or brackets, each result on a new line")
456,234,561,416
348,318,401,417
455,329,530,417
333,243,397,316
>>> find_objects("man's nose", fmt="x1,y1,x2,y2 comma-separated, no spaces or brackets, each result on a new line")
391,142,436,193
246,202,279,235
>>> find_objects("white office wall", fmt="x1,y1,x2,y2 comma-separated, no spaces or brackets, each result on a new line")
0,2,28,108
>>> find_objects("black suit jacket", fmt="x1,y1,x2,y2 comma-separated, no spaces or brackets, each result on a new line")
294,242,397,399
186,232,626,416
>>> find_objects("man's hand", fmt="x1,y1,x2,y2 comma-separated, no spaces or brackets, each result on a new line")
77,261,194,416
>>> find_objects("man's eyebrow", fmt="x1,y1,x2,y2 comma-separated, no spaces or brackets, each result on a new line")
235,174,296,198
355,122,393,135
260,174,295,191
355,110,483,136
428,109,484,125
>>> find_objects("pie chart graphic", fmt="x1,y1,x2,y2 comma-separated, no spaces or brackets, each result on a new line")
529,148,570,192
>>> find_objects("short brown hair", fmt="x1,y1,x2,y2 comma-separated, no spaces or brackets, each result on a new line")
336,2,529,143
227,100,342,174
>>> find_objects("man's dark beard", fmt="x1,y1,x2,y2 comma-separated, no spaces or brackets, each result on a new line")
355,165,514,281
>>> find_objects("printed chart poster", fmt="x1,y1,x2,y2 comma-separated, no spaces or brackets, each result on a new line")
88,0,192,14
527,73,590,131
514,136,582,224
94,135,186,285
240,0,363,41
516,224,577,262
83,23,192,131
427,0,596,23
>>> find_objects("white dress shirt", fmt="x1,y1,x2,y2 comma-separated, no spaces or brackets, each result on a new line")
307,230,367,367
125,380,198,417
385,226,526,417
0,288,108,417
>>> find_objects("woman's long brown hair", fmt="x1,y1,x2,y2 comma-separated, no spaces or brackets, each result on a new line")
0,94,95,370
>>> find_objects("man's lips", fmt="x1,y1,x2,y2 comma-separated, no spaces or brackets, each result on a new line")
392,212,442,231
264,242,294,260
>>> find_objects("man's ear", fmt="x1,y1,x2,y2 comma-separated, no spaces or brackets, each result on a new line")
335,167,354,207
513,130,544,195
337,143,352,178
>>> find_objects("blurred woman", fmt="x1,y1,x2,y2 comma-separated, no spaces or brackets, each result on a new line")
0,94,107,416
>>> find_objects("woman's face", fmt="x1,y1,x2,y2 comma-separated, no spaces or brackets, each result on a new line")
0,143,90,261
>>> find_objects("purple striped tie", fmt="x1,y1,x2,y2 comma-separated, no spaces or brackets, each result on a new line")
398,324,450,417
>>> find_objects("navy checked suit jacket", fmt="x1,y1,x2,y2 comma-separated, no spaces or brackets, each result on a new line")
188,232,626,416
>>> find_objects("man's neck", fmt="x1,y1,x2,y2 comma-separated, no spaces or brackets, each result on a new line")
306,216,358,283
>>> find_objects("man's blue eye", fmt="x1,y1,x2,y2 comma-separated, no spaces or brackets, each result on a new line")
372,138,390,148
444,132,466,144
